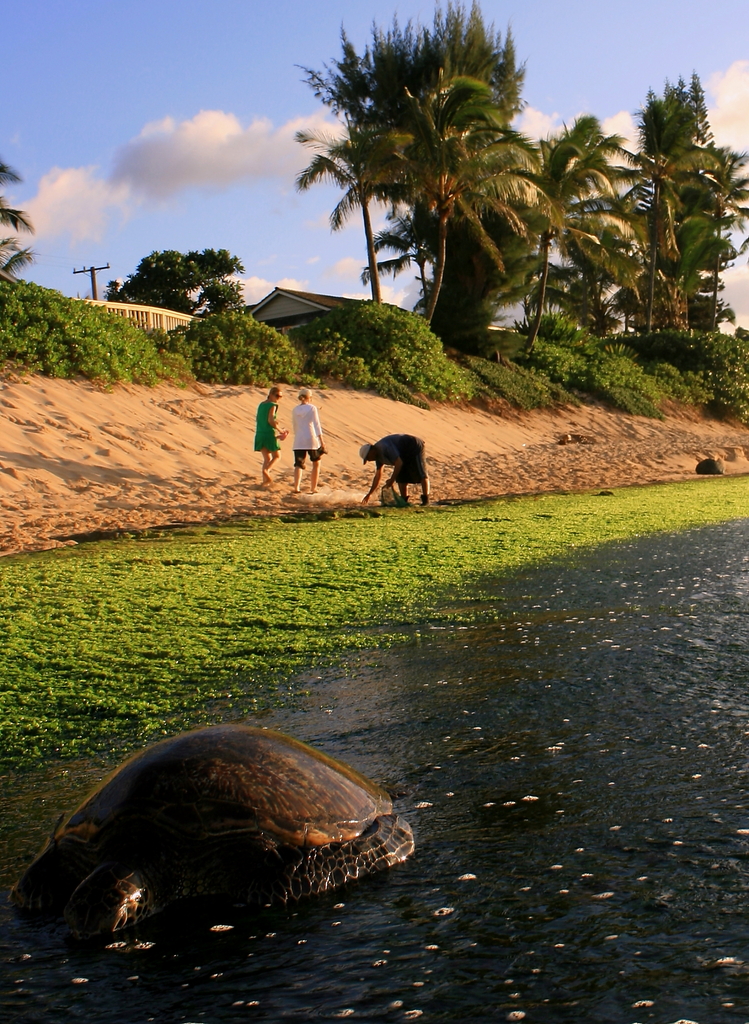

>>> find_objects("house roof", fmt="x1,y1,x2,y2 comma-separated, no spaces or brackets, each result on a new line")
251,287,348,317
0,268,16,283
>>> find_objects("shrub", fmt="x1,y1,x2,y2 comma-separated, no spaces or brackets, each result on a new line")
456,354,575,409
647,361,712,405
516,314,667,418
0,280,172,384
292,301,475,406
627,330,749,422
170,312,304,385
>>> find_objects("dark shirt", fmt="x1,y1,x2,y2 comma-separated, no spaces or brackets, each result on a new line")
373,434,409,467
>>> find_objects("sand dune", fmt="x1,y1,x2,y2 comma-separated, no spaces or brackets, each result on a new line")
1,375,749,556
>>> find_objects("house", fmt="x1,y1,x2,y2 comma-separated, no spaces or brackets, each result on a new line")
0,268,16,283
250,287,348,332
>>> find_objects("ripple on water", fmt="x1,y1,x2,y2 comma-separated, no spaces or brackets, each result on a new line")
5,520,749,1021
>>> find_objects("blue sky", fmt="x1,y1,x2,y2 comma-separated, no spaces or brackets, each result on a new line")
4,1,749,323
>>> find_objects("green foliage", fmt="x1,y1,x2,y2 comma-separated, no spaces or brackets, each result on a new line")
518,314,665,417
292,300,475,405
647,361,712,405
170,312,304,386
304,4,525,129
0,280,174,384
627,329,749,421
456,353,575,409
3,477,749,771
429,210,538,354
107,248,245,316
521,312,589,346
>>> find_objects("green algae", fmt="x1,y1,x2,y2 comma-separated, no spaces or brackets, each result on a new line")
2,477,749,770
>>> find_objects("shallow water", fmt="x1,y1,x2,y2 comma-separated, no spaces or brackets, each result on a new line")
4,519,749,1023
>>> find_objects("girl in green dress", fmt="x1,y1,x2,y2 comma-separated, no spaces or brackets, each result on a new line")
254,386,287,486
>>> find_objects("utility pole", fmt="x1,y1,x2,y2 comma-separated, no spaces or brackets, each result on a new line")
73,263,110,301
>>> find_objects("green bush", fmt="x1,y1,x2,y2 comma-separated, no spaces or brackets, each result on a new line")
646,361,712,405
0,280,173,384
292,300,475,406
522,340,666,418
627,330,749,422
170,311,304,385
456,353,575,409
513,315,664,417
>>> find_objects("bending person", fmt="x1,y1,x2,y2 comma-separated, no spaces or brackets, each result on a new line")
254,386,286,487
291,388,325,494
360,434,430,506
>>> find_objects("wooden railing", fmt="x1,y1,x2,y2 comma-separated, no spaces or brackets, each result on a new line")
86,300,194,332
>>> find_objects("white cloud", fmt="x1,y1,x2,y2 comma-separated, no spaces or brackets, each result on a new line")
242,275,309,303
111,109,334,200
515,106,562,140
324,256,365,280
338,283,410,307
25,166,131,243
321,254,417,308
722,261,749,331
21,109,338,244
275,276,309,292
380,283,410,307
708,61,749,152
601,110,638,152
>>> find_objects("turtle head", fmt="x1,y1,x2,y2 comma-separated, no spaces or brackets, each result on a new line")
65,862,153,939
11,832,79,912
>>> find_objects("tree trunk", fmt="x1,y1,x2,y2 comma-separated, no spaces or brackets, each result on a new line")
525,235,551,353
646,179,660,333
362,200,381,304
416,255,429,304
425,212,448,323
711,251,721,331
581,262,588,328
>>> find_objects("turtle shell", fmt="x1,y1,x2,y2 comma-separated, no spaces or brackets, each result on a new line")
58,725,392,848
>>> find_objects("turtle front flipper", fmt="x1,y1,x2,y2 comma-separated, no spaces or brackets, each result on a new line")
64,862,154,939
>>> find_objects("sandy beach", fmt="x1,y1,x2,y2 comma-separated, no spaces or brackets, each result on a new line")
1,374,749,557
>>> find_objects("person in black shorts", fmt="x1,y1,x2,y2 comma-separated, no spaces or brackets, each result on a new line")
360,434,430,505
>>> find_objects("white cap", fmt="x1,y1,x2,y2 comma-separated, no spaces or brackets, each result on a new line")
359,443,372,462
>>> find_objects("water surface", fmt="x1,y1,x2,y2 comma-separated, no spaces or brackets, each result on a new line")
4,519,749,1023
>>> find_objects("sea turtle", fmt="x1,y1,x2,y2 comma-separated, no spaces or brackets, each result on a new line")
12,724,414,939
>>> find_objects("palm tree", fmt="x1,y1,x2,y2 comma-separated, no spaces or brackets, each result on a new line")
0,160,32,234
362,205,434,303
401,72,537,322
295,124,407,303
0,159,34,279
699,146,749,329
549,221,642,336
633,92,706,331
0,238,34,279
524,116,631,351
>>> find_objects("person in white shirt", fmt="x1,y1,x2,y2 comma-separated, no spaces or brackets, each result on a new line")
291,388,325,493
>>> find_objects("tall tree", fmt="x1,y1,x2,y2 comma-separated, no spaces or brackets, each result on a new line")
524,116,631,351
0,159,34,278
429,206,539,352
106,249,245,315
548,220,643,336
295,124,407,303
301,3,528,326
633,90,706,331
700,146,749,329
363,205,435,303
303,2,525,130
401,73,536,321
